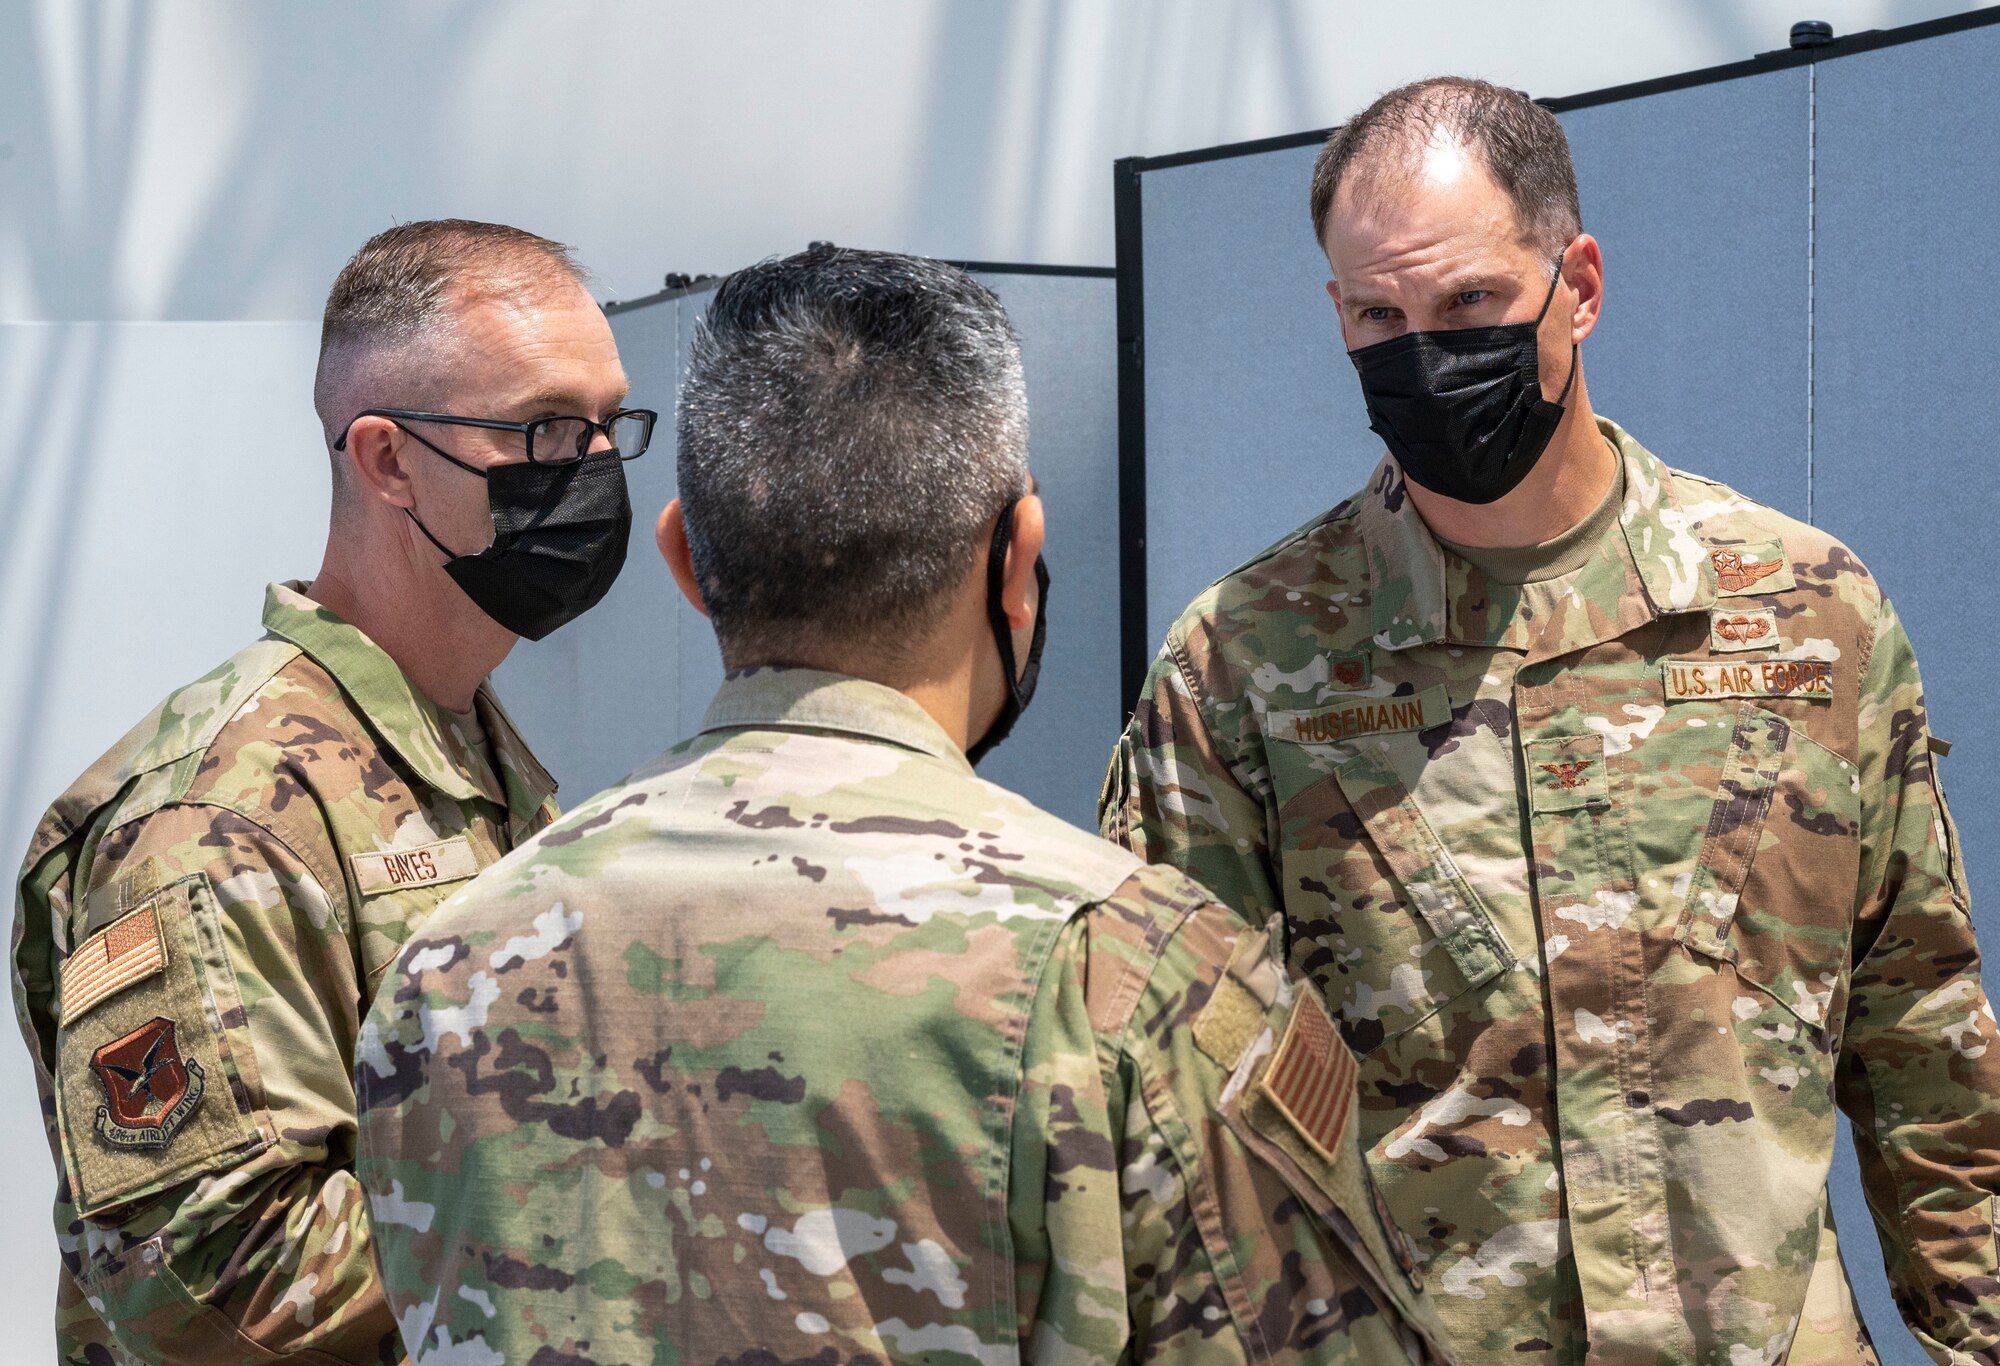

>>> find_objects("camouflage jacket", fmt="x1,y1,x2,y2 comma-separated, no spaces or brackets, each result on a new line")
353,667,1454,1365
11,581,558,1365
1103,419,2000,1365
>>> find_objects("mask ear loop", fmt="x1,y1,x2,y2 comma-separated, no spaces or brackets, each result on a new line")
1534,248,1580,406
985,498,1024,694
359,420,493,562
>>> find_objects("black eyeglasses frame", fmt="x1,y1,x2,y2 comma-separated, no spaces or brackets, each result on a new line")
333,407,657,465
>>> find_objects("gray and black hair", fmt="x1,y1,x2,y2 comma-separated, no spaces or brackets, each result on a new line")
1310,77,1582,260
312,218,589,449
677,245,1029,664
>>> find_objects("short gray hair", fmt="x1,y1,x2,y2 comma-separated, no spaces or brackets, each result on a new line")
677,245,1029,663
312,219,589,448
1310,77,1582,260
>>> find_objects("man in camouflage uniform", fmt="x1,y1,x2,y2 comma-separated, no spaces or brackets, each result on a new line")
1104,80,2000,1364
354,246,1452,1364
12,219,646,1362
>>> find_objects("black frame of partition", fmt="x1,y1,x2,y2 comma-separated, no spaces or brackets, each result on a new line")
1112,2,2000,710
604,260,1114,316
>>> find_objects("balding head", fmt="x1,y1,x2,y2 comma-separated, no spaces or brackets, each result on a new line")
312,220,591,469
1310,77,1581,261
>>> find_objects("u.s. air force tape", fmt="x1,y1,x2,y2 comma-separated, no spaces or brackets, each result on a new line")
1662,658,1833,703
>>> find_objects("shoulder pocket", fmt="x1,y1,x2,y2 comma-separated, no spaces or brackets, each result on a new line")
1223,988,1437,1336
1926,744,1971,912
55,877,267,1217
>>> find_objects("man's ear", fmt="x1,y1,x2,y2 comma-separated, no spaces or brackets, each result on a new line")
1325,277,1353,349
1001,494,1045,630
658,499,710,618
341,416,418,509
1566,234,1606,344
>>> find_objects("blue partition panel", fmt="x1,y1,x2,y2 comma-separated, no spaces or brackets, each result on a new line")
1139,144,1360,655
1815,34,2000,1363
497,268,1119,831
972,271,1123,828
1556,67,1811,518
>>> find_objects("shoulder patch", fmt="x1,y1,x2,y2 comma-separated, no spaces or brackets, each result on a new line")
89,1016,204,1149
61,906,166,1026
1259,989,1357,1164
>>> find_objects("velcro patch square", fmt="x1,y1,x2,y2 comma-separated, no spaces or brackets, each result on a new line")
60,905,166,1026
1258,990,1357,1164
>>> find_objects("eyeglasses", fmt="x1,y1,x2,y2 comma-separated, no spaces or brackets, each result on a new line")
335,407,657,464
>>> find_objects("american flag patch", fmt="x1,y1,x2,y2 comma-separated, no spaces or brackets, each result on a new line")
1259,990,1357,1163
60,905,167,1026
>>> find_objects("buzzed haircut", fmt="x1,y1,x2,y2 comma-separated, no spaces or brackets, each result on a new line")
676,245,1029,665
312,219,588,446
1310,77,1583,261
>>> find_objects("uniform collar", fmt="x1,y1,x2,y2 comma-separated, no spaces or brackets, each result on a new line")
261,581,557,819
1360,417,1716,654
698,667,974,776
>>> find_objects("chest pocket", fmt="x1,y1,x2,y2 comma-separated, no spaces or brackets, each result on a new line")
1266,734,1515,1050
1673,704,1861,1034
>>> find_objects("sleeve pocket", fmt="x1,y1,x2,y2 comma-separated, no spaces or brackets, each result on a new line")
1222,989,1439,1340
55,876,267,1217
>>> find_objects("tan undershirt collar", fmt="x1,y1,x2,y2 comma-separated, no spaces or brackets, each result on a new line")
1438,451,1625,586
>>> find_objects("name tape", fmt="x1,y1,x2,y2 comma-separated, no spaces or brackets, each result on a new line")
349,837,481,896
1662,658,1833,703
1267,684,1451,745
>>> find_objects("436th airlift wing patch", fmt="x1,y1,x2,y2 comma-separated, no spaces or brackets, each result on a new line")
89,1016,204,1149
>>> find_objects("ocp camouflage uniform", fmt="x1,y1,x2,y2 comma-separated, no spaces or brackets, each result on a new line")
11,581,558,1364
353,667,1454,1365
1103,418,2000,1364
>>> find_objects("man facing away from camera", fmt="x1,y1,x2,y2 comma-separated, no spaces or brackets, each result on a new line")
12,219,648,1364
1104,78,1998,1364
353,245,1454,1365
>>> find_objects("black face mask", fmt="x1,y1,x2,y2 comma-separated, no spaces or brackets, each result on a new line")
1347,261,1577,505
965,498,1050,767
407,447,633,641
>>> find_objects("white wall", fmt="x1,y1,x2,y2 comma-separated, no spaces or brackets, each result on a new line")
2,0,1986,1357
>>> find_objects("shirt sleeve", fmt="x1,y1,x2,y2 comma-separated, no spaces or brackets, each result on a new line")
1015,865,1449,1365
1835,597,2000,1363
1100,632,1285,932
49,805,400,1366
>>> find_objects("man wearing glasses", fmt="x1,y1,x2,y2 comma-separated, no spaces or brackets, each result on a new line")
10,218,653,1364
